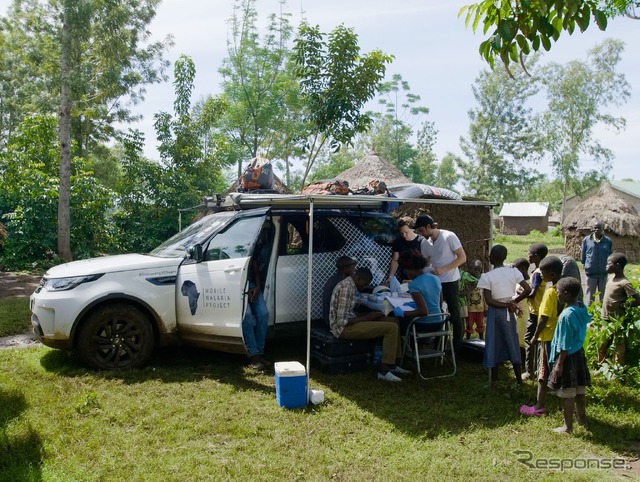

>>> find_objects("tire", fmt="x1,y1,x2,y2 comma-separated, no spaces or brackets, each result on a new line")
76,303,155,370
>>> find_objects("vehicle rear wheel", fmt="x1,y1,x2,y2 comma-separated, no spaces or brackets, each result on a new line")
76,303,155,370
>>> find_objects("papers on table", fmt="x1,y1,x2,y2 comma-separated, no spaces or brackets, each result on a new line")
354,292,414,316
384,295,415,312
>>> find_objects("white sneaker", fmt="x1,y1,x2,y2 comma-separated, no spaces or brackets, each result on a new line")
377,371,402,382
391,366,412,375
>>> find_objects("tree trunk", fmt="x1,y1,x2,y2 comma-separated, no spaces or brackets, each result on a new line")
284,153,290,187
58,2,73,262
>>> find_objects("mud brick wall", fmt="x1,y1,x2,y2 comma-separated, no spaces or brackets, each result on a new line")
392,203,494,272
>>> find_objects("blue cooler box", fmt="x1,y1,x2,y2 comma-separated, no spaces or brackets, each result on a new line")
274,361,307,409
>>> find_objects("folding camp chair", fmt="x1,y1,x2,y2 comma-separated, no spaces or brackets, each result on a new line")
400,312,456,380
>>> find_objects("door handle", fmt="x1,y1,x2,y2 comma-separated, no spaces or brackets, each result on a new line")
224,267,240,273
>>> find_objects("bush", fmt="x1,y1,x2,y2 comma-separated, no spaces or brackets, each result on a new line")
586,294,640,388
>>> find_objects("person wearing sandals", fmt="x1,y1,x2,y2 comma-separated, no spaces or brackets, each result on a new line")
478,245,531,388
547,277,591,433
520,256,564,417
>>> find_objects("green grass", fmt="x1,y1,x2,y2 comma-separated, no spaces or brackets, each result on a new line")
495,233,640,278
0,297,31,337
1,342,639,481
494,231,566,264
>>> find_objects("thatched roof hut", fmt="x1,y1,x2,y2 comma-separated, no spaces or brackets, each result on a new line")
562,182,640,262
337,150,411,189
336,151,494,270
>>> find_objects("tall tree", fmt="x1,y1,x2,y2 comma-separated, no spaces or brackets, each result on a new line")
437,153,462,191
407,120,439,185
460,0,635,69
458,59,544,202
293,23,393,189
370,73,430,173
219,0,302,178
541,38,630,219
1,0,171,260
0,114,115,269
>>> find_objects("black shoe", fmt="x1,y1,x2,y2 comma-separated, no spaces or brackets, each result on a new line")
259,356,273,368
249,356,266,372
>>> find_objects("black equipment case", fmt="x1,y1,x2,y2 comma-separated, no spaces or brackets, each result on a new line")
311,350,370,374
310,326,374,357
460,338,485,363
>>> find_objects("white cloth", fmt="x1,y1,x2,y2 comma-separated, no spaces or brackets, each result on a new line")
477,266,524,302
420,229,462,283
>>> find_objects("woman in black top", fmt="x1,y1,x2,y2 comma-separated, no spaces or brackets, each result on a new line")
386,216,424,284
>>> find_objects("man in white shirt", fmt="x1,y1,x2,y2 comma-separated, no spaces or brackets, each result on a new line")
414,215,467,353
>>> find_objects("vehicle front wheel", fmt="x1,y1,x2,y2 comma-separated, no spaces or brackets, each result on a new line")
76,303,155,370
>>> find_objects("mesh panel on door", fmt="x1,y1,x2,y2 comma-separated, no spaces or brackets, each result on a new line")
280,216,393,321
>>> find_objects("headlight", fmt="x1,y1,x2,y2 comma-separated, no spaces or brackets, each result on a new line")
42,274,104,292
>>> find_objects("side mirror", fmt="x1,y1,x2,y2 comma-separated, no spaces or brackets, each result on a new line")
188,244,203,262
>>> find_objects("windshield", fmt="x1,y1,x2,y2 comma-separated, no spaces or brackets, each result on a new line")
149,212,236,258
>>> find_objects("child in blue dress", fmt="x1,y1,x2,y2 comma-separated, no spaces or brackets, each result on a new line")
547,277,591,433
478,245,531,387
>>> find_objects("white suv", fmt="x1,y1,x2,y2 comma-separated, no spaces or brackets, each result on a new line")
31,198,396,369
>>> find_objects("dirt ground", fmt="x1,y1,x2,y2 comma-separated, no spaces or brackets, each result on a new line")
0,271,42,349
0,271,41,298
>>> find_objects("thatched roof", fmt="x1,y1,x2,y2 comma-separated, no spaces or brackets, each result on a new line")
337,150,411,189
562,182,640,237
224,173,292,195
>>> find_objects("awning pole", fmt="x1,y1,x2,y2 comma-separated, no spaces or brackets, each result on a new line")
306,198,315,400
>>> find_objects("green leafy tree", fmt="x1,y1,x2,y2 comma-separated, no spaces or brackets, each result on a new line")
293,23,393,189
407,120,439,185
458,60,544,202
0,114,115,269
308,142,361,182
541,39,630,219
1,0,172,260
460,0,634,69
370,74,429,173
114,56,227,253
219,0,303,179
437,153,462,191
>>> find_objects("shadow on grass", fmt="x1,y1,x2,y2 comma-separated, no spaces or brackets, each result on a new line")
37,339,302,397
36,336,640,455
0,387,43,481
314,358,538,438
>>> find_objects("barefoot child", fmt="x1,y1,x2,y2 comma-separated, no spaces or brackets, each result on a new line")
478,245,531,387
520,256,563,417
547,277,591,433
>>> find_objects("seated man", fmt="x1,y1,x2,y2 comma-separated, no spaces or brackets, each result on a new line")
322,256,357,327
329,267,411,382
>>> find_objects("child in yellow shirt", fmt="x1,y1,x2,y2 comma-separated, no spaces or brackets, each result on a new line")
520,256,564,417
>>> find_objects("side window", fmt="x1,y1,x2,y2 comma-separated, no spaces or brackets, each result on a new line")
311,218,345,252
279,216,345,255
283,222,305,256
204,216,265,261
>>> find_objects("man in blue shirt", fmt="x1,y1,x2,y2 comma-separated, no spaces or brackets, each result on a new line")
581,221,613,305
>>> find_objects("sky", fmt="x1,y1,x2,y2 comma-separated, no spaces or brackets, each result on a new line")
2,0,639,182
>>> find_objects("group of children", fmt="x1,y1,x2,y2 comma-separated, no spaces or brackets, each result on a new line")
458,243,639,434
